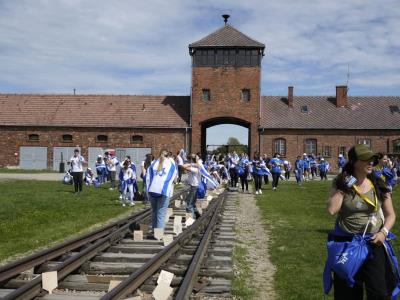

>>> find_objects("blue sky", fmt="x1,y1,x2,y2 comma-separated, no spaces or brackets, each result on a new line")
1,0,399,144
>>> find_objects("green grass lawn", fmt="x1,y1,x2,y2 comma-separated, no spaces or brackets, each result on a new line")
256,180,400,300
0,180,144,263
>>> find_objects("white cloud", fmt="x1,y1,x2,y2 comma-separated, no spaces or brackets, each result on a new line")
0,0,399,95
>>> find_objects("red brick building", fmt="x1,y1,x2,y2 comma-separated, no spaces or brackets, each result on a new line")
0,22,399,171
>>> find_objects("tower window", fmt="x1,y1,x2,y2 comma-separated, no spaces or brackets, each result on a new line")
202,89,210,101
241,89,251,101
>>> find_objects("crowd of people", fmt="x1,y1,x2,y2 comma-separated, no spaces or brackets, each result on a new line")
199,150,399,195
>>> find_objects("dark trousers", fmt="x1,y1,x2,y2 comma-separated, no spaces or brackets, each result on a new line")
272,173,280,188
178,165,184,183
253,173,262,191
109,171,116,188
285,170,290,180
263,174,269,184
240,172,249,191
320,170,327,180
229,168,238,188
72,171,83,192
333,244,396,300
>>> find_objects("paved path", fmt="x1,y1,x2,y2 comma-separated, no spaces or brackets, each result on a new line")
0,173,62,181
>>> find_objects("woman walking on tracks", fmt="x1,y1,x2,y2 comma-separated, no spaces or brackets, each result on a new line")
324,144,398,299
146,150,177,231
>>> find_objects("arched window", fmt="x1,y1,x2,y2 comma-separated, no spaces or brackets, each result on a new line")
393,139,400,154
305,139,317,155
273,138,286,156
28,134,39,141
131,135,143,143
358,138,371,149
96,135,108,142
62,134,73,142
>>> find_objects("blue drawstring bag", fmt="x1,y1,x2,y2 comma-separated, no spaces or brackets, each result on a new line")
236,165,244,176
197,181,206,199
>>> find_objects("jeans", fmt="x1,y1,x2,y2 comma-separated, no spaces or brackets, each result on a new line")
186,185,199,218
121,183,134,203
149,195,170,229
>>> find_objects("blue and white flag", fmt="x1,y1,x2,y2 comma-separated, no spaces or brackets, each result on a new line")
146,158,177,198
199,163,219,189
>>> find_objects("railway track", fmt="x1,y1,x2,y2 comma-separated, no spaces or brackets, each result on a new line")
0,187,237,300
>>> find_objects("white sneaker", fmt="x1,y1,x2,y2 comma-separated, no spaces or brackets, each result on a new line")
273,187,277,191
109,188,114,191
259,189,262,194
255,191,259,195
129,202,135,206
122,203,126,207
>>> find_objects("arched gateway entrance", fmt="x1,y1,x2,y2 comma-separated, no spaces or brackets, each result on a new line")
201,117,250,156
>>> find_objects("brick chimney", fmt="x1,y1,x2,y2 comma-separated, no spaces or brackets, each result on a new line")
288,86,293,107
336,85,348,107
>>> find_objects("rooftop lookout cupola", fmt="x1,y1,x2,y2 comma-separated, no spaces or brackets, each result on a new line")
188,15,266,156
188,15,265,67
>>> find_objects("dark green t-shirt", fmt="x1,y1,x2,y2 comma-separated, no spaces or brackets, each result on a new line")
336,186,382,234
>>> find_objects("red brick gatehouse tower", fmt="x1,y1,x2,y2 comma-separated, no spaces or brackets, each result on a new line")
189,16,265,156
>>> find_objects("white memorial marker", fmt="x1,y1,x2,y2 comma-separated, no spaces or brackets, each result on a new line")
163,234,173,246
42,271,58,294
108,280,121,292
133,230,143,241
157,270,174,286
154,228,164,240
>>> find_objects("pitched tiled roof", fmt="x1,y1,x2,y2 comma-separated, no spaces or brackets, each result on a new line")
0,94,190,128
261,96,400,129
189,25,265,48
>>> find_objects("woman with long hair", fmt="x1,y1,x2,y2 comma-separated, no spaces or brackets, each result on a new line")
146,150,177,232
326,144,397,299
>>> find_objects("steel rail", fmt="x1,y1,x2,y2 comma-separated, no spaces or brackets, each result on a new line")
0,208,149,284
174,190,226,299
99,191,225,300
2,209,151,300
1,188,190,300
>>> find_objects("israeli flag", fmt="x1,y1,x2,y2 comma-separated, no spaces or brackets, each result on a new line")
199,163,219,189
146,158,177,198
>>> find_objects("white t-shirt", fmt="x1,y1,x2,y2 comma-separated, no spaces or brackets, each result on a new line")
176,155,183,166
121,167,135,181
187,165,201,187
70,155,84,172
107,157,119,172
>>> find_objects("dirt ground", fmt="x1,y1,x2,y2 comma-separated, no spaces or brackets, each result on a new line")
235,187,276,299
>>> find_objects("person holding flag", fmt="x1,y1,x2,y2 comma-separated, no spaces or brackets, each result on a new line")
146,150,177,231
270,153,283,191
